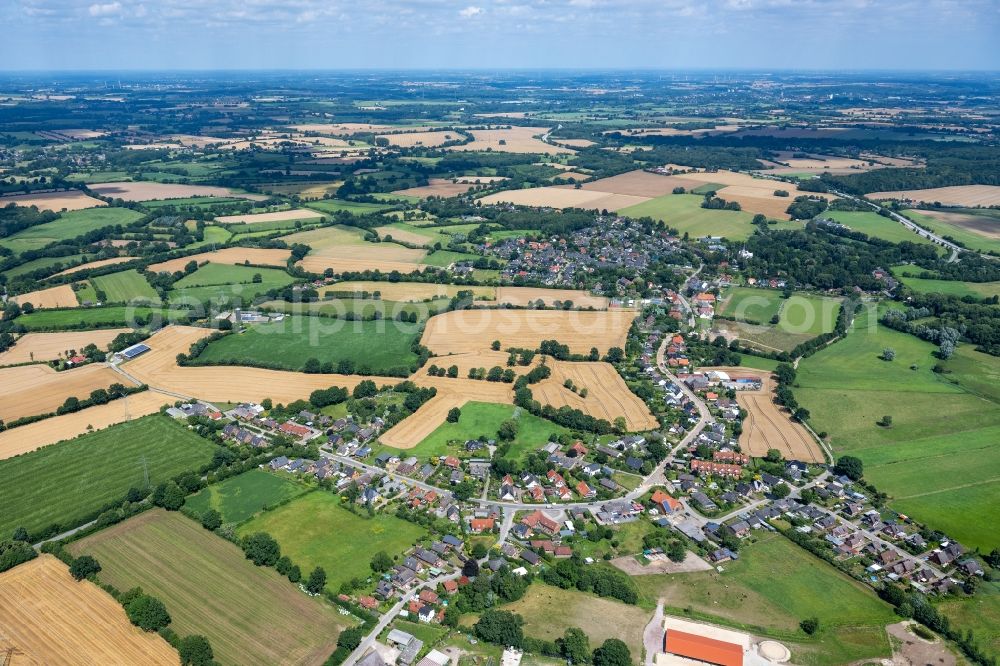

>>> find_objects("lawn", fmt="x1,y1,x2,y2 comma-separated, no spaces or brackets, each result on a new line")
0,415,217,538
619,193,799,241
15,305,191,330
91,269,160,304
185,469,309,524
637,534,895,666
821,210,939,248
305,199,393,215
421,250,481,267
386,401,569,460
904,209,1000,254
69,509,350,666
194,314,421,374
795,307,1000,550
0,207,144,254
500,582,650,659
237,492,427,593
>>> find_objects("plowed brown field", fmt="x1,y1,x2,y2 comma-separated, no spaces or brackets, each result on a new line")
0,391,168,460
0,555,177,666
0,363,129,422
0,329,132,365
421,309,635,356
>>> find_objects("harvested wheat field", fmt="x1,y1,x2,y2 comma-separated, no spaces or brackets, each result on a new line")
868,185,1000,208
391,178,487,199
380,392,469,448
90,181,266,202
479,187,648,211
0,555,177,666
571,170,702,198
424,350,518,376
378,130,460,147
0,328,132,365
707,367,823,463
455,175,508,184
52,256,132,276
532,361,658,431
283,225,427,274
914,208,1000,239
11,284,78,309
0,363,131,423
494,286,609,309
0,189,107,212
0,391,167,460
147,247,292,273
374,225,437,246
676,169,836,219
450,126,572,155
291,123,433,135
554,138,596,148
422,309,636,356
215,208,325,224
323,281,492,302
123,326,398,404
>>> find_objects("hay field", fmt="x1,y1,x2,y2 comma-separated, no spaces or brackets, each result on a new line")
283,225,427,274
554,138,596,148
0,363,129,422
215,208,324,224
532,361,658,431
147,247,292,273
378,130,460,147
90,181,266,202
324,281,494,301
0,390,166,460
391,178,484,199
479,187,648,211
0,189,106,211
450,126,572,155
69,510,349,666
374,224,438,246
868,185,1000,207
123,325,398,404
52,256,132,276
379,392,470,448
11,284,78,308
678,170,836,219
708,366,823,463
0,328,132,365
0,555,177,666
494,286,609,309
421,309,635,355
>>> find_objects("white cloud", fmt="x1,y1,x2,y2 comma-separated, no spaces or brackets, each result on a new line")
459,5,483,18
88,1,122,16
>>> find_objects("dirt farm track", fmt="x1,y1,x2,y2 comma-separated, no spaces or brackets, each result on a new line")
706,366,824,463
0,555,177,666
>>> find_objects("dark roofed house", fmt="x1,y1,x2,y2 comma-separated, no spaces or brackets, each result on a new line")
521,550,540,565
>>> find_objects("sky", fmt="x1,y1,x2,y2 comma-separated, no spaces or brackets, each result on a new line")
2,0,999,71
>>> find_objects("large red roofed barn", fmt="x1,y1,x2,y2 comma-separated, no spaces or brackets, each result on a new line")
663,629,743,666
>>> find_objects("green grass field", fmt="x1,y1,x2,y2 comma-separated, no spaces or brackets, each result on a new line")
619,193,799,241
195,314,420,373
936,580,1000,660
305,199,393,215
891,266,1000,299
717,288,841,351
141,196,246,209
187,225,233,248
2,255,85,278
261,297,449,322
381,401,569,459
378,222,452,247
168,262,295,306
237,492,426,592
904,209,1000,254
91,269,160,303
821,210,939,248
637,534,895,665
185,469,308,524
795,307,1000,550
421,250,480,267
0,415,217,538
69,509,349,665
500,582,649,659
15,305,191,330
0,207,143,254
